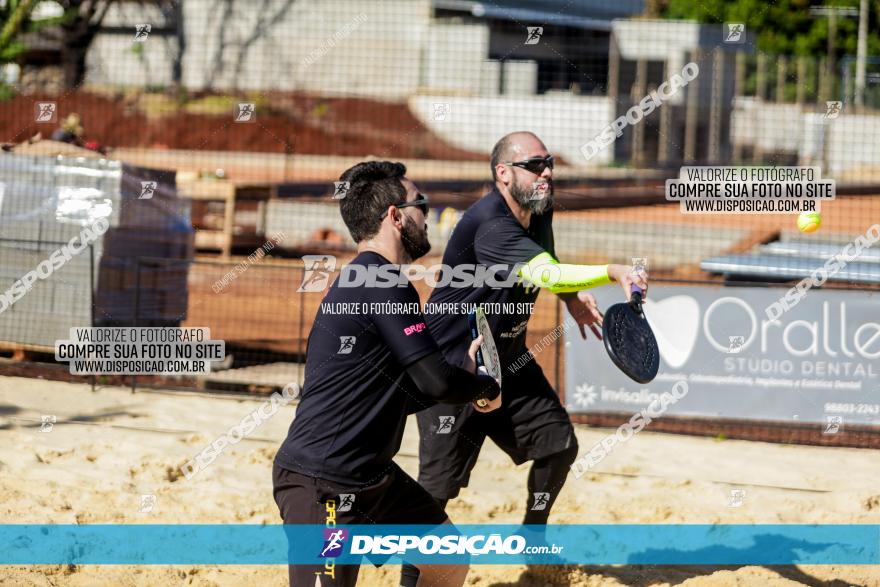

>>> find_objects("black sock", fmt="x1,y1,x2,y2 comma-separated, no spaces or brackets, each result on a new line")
399,563,421,587
523,444,578,525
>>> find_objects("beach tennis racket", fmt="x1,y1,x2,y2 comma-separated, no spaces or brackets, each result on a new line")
601,285,660,384
468,307,502,407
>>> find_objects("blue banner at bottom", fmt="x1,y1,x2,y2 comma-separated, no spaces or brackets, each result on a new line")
2,524,878,565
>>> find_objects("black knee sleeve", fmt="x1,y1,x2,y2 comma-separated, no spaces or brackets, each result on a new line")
523,443,578,525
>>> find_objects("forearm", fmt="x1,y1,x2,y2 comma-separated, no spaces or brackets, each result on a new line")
406,351,500,405
519,252,612,294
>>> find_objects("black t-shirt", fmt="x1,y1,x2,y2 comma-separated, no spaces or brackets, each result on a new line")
275,251,438,485
426,189,555,369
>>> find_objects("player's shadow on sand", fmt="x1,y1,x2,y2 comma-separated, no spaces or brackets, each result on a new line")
15,408,144,429
489,534,857,587
0,404,23,430
493,564,860,586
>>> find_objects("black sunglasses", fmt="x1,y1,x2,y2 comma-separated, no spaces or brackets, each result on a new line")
380,194,429,219
505,155,554,175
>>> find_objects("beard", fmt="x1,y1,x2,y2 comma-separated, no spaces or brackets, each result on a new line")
510,177,554,214
401,214,431,261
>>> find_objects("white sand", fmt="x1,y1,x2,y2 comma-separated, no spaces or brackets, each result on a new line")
0,375,878,586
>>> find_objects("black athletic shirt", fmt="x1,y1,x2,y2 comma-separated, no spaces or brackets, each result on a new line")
275,251,439,485
426,189,554,368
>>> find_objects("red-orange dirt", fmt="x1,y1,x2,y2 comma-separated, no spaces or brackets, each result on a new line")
0,91,484,160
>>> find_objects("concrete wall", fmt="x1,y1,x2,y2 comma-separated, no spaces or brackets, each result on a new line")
85,1,538,98
731,97,880,179
826,114,880,177
424,23,489,95
731,98,804,153
86,0,436,97
503,60,539,96
179,0,431,96
409,93,615,166
86,2,177,88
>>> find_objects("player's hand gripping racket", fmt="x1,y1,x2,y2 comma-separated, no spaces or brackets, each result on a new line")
468,307,502,408
601,285,660,384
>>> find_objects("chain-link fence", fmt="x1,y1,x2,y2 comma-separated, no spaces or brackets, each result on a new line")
1,2,879,445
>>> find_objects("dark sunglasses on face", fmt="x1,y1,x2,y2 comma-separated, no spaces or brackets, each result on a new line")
380,194,430,219
505,155,554,175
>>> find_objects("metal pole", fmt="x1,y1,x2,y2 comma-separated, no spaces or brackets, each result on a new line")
826,11,837,102
796,57,807,105
658,59,672,165
818,56,829,104
733,52,746,162
708,47,723,163
855,0,868,107
631,59,647,167
90,243,95,393
776,55,787,103
756,53,767,100
131,259,141,394
684,52,700,163
608,36,620,101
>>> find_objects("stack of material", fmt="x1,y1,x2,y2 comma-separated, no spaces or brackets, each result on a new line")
0,151,194,347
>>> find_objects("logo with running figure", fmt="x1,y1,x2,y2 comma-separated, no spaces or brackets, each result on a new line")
437,416,456,434
35,102,57,123
235,103,256,122
139,181,157,200
432,103,450,121
724,23,745,43
528,181,548,201
727,489,746,507
823,415,843,435
824,101,842,119
631,257,648,275
138,494,157,513
337,336,356,355
727,335,745,354
40,414,56,432
337,494,355,512
133,24,151,42
332,182,350,200
525,27,543,44
299,255,337,292
531,492,550,510
319,528,348,558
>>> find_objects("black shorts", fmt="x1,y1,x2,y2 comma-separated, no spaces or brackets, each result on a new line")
272,461,448,587
416,358,577,500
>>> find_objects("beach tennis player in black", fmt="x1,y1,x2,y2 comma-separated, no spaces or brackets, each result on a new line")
401,132,649,586
273,161,500,587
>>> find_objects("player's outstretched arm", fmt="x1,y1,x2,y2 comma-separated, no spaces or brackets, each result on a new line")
518,252,649,299
519,252,649,340
518,251,611,293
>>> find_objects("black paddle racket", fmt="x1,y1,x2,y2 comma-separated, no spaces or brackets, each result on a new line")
468,307,502,407
601,285,660,384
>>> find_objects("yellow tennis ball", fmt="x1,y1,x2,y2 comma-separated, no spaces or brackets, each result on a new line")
797,211,821,233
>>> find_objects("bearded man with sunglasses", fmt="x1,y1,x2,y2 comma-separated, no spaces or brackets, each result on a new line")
274,161,501,587
400,132,649,587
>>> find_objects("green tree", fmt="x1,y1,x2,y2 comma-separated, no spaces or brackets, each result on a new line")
663,0,880,58
0,0,40,64
38,1,115,89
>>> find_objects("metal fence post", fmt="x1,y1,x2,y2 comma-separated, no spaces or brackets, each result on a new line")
131,258,141,394
90,243,96,393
